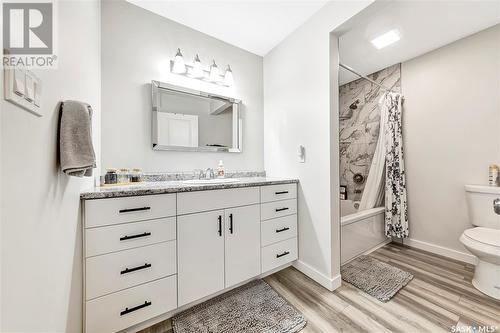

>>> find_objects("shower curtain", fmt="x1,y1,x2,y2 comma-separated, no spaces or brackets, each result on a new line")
359,92,409,238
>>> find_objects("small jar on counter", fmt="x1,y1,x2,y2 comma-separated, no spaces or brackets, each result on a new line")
104,169,118,185
118,168,130,184
130,168,143,183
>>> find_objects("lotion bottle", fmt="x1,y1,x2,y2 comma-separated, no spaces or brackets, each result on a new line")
217,160,225,178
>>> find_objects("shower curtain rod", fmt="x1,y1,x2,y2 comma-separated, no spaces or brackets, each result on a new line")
339,63,397,93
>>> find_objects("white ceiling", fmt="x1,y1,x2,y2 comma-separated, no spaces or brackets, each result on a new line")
337,1,500,85
127,0,329,56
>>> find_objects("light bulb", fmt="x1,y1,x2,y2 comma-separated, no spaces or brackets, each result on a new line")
191,54,204,78
172,48,186,74
209,60,220,82
224,65,234,86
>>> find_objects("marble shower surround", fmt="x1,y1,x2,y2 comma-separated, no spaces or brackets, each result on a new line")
339,64,401,201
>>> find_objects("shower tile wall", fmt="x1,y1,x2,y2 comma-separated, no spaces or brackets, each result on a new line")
339,64,401,201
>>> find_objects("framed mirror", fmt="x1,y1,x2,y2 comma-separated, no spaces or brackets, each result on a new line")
151,81,242,152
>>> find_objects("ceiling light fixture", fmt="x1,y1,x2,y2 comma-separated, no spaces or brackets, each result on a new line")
371,29,401,49
223,65,234,86
171,48,187,74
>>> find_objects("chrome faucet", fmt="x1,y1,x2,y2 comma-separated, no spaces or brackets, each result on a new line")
197,168,215,180
204,168,215,180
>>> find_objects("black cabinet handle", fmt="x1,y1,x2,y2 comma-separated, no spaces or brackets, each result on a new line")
276,251,290,258
120,232,151,241
218,215,222,236
119,207,151,214
275,191,289,195
229,214,234,234
276,227,290,233
275,207,289,212
120,263,152,275
120,301,152,316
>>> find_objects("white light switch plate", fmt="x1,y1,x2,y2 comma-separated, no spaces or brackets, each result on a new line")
4,67,42,116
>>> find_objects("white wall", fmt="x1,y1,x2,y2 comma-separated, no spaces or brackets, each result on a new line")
101,0,263,173
0,1,100,331
263,0,373,288
401,25,500,261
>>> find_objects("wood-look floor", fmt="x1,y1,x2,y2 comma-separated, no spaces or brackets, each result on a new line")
139,243,500,333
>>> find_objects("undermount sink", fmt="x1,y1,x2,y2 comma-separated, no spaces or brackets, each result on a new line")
183,178,241,185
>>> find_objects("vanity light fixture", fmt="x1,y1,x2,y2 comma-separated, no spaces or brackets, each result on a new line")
209,60,220,82
172,48,187,74
371,29,401,49
191,54,204,79
170,49,233,86
224,65,234,86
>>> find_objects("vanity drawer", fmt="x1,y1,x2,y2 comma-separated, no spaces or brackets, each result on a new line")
261,199,297,221
261,183,297,203
84,194,176,228
261,215,297,247
86,241,176,300
85,217,176,257
85,275,177,333
177,187,259,215
261,238,298,273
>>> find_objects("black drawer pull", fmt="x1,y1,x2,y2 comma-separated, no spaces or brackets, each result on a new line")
218,215,222,237
276,251,290,258
120,301,152,316
229,213,234,234
275,191,289,195
275,207,289,212
120,263,151,275
276,227,290,233
120,232,151,241
119,207,151,214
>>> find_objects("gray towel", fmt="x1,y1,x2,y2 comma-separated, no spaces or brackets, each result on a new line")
59,100,96,177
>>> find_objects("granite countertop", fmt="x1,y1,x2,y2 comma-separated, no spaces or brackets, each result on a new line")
81,177,299,200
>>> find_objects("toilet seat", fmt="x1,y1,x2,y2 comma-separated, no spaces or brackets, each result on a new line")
463,227,500,248
460,227,500,260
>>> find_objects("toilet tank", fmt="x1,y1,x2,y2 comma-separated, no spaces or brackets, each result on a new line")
465,185,500,229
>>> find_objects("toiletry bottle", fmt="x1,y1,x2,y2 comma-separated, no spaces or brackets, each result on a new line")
217,160,225,178
489,164,499,186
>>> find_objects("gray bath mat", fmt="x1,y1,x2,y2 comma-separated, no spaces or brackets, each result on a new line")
341,255,413,302
172,279,306,333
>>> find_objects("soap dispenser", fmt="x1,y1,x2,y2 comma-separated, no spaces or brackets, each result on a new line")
217,160,225,178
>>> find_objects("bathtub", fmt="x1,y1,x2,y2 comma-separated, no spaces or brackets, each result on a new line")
341,200,390,264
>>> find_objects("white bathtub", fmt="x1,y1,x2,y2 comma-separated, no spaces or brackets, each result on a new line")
341,200,390,264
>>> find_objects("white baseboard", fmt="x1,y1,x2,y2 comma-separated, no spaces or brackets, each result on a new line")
403,238,477,265
293,260,341,291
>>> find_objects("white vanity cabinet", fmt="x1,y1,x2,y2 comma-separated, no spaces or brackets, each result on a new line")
260,183,298,272
83,194,177,333
224,205,261,288
177,187,261,306
82,182,297,333
177,210,226,307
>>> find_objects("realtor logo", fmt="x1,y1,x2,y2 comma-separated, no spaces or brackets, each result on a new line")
2,2,56,68
3,2,53,54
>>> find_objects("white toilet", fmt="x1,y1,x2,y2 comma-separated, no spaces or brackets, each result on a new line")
460,185,500,299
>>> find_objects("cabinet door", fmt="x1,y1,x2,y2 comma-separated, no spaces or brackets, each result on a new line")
178,210,225,306
225,205,261,288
